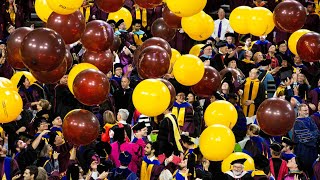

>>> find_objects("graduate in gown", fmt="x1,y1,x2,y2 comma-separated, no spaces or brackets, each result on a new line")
251,154,270,179
269,143,288,180
309,79,320,109
131,122,147,158
238,34,253,61
181,135,197,179
131,19,147,46
17,75,41,110
283,157,308,180
224,158,252,180
281,137,297,162
109,151,138,180
251,36,272,55
115,19,135,50
211,41,229,71
0,43,14,79
303,2,320,33
275,41,294,65
199,44,214,64
140,142,164,180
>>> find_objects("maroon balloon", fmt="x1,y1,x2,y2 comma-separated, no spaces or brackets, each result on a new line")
6,27,32,69
31,59,67,84
65,49,73,70
47,10,86,44
110,35,121,52
159,78,176,109
73,69,110,106
81,20,114,52
273,0,306,33
297,32,320,62
219,68,239,81
256,98,296,136
151,18,176,42
63,109,100,145
162,6,182,29
133,46,142,67
138,46,170,79
82,49,114,74
21,28,66,71
135,0,162,9
191,66,221,97
140,37,172,57
96,0,124,13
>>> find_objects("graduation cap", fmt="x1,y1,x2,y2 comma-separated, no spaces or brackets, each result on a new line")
277,40,287,48
225,32,235,38
114,63,123,70
201,44,212,50
270,143,284,152
213,91,225,100
259,59,271,66
116,19,125,28
132,121,146,132
19,132,34,140
253,154,269,169
216,41,228,48
132,19,142,25
240,34,252,44
33,118,49,129
180,134,194,145
107,20,116,25
119,151,132,165
282,136,297,146
224,56,238,66
231,158,247,165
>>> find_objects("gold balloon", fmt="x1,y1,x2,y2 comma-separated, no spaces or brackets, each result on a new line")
288,29,310,55
108,7,133,30
166,0,207,17
0,78,17,92
0,90,23,123
181,11,214,41
248,7,274,36
11,71,37,88
229,6,252,34
189,44,205,56
46,0,83,15
35,0,53,22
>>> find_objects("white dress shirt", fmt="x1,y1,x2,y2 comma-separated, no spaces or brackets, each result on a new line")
211,18,234,40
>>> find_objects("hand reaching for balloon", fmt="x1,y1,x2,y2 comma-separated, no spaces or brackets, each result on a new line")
53,151,60,160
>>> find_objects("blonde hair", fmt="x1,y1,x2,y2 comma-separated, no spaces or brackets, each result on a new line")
39,99,51,110
248,124,260,135
253,52,263,63
103,110,117,124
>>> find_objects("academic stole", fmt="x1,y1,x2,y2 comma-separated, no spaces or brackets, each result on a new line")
133,34,144,46
165,114,183,152
184,149,197,178
172,106,186,127
6,8,15,24
140,156,159,180
80,6,91,22
135,8,147,28
242,78,260,117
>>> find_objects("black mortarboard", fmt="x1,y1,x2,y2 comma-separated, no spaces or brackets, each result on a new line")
213,91,225,100
225,32,235,38
282,136,297,146
240,34,252,44
227,44,236,49
207,36,215,42
114,63,123,70
119,151,132,164
216,41,228,48
33,118,48,129
277,40,287,48
95,140,112,157
116,19,125,28
201,44,212,50
107,20,116,25
132,122,146,132
253,154,269,169
180,134,194,144
19,132,34,140
231,158,247,165
259,59,271,66
132,19,142,25
270,143,283,152
224,56,238,66
17,75,26,88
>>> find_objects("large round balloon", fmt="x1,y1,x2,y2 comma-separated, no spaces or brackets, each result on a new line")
248,7,274,36
168,48,181,73
297,32,320,62
140,37,172,57
151,18,176,42
199,124,235,161
47,10,86,44
82,49,114,74
110,35,121,52
81,20,114,52
108,7,133,30
191,66,221,97
0,90,23,123
221,152,255,172
31,59,67,84
73,69,110,106
68,63,99,94
256,98,296,136
204,100,238,128
135,0,162,9
288,29,310,56
0,78,17,91
229,6,251,34
96,0,125,13
173,54,205,86
158,78,176,109
47,0,83,15
138,46,170,79
11,71,37,88
35,0,53,22
63,109,100,145
273,0,306,33
162,6,182,29
6,27,32,69
189,44,204,56
181,11,214,41
220,68,240,82
166,0,207,17
20,28,66,71
132,79,171,117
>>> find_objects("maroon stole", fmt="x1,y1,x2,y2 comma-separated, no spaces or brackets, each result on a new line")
269,158,288,180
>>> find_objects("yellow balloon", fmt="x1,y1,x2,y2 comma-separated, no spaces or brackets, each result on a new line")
173,54,205,86
0,78,17,92
189,44,205,56
168,48,181,73
47,0,83,15
108,8,133,30
288,29,310,55
199,124,236,161
221,152,255,172
181,11,214,41
132,79,170,117
204,100,238,128
68,63,98,94
11,71,37,88
0,90,23,123
229,6,252,34
166,0,207,17
248,7,274,36
35,0,53,22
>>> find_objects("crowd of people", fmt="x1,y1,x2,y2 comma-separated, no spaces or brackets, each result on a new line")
0,0,320,180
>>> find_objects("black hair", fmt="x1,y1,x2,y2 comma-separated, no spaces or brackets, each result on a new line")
295,156,304,171
66,164,80,180
147,141,159,156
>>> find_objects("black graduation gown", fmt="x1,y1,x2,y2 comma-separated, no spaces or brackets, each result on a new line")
158,114,180,156
211,53,227,72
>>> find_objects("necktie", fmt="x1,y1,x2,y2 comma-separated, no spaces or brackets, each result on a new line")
218,20,222,38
